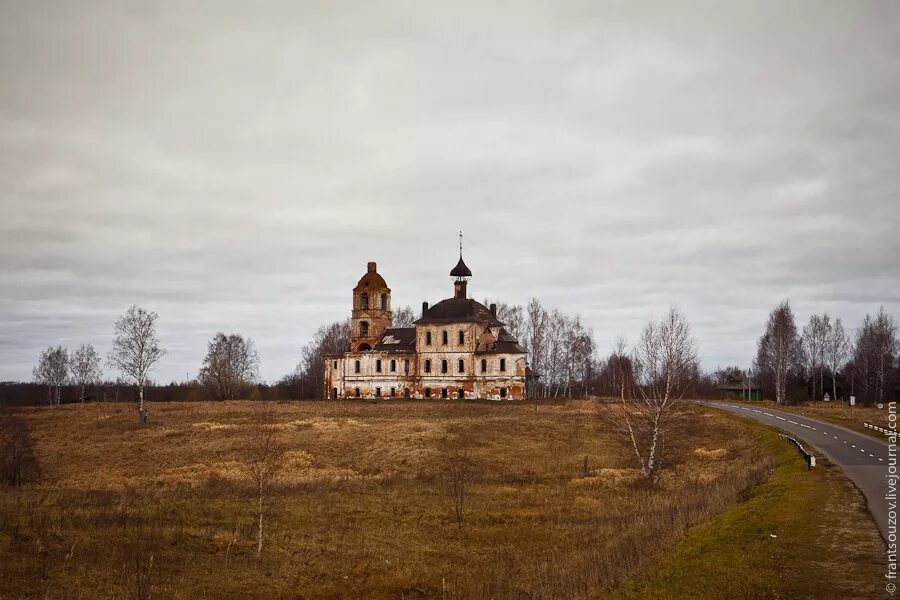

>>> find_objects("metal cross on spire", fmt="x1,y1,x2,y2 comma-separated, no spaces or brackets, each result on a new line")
458,230,463,257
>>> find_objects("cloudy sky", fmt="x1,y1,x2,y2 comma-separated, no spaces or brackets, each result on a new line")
2,1,898,383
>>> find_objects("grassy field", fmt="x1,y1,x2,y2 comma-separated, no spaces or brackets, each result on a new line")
0,399,884,599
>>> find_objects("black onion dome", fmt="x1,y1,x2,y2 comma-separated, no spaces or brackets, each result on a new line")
450,256,472,278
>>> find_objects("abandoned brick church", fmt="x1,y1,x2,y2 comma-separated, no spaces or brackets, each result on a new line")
324,251,527,400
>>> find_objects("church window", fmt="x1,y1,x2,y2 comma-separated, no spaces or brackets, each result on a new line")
442,330,448,345
390,387,396,397
458,388,464,399
425,331,432,345
354,387,360,397
404,388,410,398
424,388,431,398
441,359,448,374
458,359,464,373
500,358,506,372
481,359,487,373
333,361,337,369
360,321,369,336
375,387,381,397
458,330,465,345
441,388,448,398
381,293,388,310
500,387,507,398
404,360,409,374
390,359,396,372
360,293,369,309
424,359,431,373
376,359,382,373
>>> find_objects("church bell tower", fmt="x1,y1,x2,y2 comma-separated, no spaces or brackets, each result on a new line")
351,262,392,352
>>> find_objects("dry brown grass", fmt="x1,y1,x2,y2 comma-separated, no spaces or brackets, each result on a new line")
0,400,772,599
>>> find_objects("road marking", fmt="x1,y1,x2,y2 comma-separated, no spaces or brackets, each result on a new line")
843,441,848,444
860,448,866,453
870,453,875,457
776,416,786,421
880,458,885,462
763,412,773,416
852,444,856,448
833,435,838,439
753,409,761,413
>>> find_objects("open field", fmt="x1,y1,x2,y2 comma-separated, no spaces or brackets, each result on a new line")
0,400,884,599
729,399,891,439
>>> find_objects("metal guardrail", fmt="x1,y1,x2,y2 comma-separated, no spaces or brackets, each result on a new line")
779,434,816,469
864,422,894,437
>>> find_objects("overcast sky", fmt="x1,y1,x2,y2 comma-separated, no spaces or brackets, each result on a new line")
2,1,899,384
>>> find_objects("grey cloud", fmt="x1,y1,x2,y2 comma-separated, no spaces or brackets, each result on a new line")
1,1,898,382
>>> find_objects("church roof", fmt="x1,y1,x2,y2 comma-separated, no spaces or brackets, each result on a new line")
450,255,472,278
373,327,416,353
475,327,526,354
414,298,502,325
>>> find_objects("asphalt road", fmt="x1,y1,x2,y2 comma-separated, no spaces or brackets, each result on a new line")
701,400,893,542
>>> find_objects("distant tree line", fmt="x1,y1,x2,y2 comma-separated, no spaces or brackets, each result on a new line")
751,301,898,405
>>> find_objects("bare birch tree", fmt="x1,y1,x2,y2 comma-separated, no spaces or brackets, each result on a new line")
71,344,102,403
107,306,165,423
825,317,850,402
242,401,284,556
755,300,800,405
198,333,260,400
608,307,699,482
33,346,69,406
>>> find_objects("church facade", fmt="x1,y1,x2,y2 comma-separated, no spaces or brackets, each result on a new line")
324,254,527,400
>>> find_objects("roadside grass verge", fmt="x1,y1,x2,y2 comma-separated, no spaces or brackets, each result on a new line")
604,419,885,600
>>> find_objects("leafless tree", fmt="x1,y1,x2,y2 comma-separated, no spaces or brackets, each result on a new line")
439,450,475,528
71,344,102,403
851,307,898,404
198,333,260,400
392,305,416,327
825,317,851,402
609,307,699,482
296,319,351,399
107,306,165,423
33,346,69,406
755,300,801,405
801,314,831,400
241,401,284,557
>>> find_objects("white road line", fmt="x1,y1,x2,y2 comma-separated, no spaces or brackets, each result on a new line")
880,458,885,462
870,453,875,457
788,420,798,425
860,448,866,453
852,444,856,448
763,412,773,416
753,410,761,413
776,416,786,421
833,435,838,439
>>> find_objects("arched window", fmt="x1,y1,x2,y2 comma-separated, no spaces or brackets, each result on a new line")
360,321,369,336
360,293,369,309
380,293,388,310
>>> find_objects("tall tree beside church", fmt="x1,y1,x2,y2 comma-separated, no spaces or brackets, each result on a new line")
392,306,416,328
825,317,851,402
297,319,351,399
850,307,898,404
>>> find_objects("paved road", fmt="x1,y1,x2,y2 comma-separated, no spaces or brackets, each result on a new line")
701,401,892,542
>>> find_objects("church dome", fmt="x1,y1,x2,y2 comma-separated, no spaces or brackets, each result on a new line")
450,256,472,278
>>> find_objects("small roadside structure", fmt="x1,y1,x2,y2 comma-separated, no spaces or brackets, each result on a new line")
718,377,762,401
